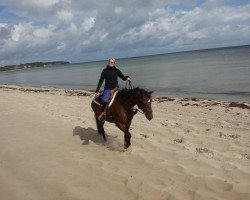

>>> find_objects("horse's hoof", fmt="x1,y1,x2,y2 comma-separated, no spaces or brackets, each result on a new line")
124,142,130,149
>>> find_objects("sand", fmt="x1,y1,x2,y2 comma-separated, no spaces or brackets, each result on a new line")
0,84,250,200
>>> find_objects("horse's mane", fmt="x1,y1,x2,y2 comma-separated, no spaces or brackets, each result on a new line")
117,87,149,99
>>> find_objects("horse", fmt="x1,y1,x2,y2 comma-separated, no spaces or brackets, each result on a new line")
91,87,154,148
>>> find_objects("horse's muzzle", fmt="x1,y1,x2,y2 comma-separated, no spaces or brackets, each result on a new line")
145,112,153,120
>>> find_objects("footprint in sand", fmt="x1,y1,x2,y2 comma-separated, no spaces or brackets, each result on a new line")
196,147,214,157
219,132,240,139
173,138,183,143
140,133,149,138
240,153,250,160
161,122,168,127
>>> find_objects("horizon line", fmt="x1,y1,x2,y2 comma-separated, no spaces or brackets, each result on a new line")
72,44,250,65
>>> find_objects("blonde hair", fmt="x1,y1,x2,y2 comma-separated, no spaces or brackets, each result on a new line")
109,58,116,63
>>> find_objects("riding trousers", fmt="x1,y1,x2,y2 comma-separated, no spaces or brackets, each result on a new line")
102,89,111,102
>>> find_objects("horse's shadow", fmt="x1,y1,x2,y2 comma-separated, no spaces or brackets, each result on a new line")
73,126,125,151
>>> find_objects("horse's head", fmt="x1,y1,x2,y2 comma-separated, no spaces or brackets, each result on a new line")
136,88,154,120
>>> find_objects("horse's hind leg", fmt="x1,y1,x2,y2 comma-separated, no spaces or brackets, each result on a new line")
95,117,106,141
95,116,101,135
101,123,106,141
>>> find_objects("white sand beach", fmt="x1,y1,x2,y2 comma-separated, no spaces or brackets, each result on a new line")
0,84,250,200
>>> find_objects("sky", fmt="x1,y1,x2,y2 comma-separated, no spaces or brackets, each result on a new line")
0,0,250,66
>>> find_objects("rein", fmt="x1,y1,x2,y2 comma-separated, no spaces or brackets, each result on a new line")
122,80,137,109
125,80,134,89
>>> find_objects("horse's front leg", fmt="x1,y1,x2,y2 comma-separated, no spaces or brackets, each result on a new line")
115,121,131,149
124,131,131,149
124,120,132,148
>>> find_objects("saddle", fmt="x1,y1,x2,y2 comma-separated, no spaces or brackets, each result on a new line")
110,88,118,102
93,87,119,108
93,88,118,122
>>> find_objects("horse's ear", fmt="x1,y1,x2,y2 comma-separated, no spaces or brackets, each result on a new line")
148,90,154,94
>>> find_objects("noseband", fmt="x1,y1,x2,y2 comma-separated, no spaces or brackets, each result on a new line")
141,107,152,114
134,106,152,115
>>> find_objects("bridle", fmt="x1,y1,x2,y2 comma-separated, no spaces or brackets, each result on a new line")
135,103,152,115
124,80,152,115
134,107,152,115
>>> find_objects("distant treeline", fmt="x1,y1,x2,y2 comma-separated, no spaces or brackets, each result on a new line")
0,61,70,72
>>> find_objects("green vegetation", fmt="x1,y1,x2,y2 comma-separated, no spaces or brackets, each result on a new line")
0,61,70,72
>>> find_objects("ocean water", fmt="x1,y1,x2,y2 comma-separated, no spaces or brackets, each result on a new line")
0,45,250,102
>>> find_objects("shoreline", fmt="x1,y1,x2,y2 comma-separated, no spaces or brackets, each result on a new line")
0,84,94,96
1,82,250,103
1,83,250,200
1,84,250,106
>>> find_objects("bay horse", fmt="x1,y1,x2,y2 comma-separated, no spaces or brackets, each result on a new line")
91,87,154,148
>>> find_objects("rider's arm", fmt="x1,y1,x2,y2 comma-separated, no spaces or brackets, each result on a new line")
117,69,130,81
95,70,105,92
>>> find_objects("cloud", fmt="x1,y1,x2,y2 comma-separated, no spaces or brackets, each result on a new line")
81,17,95,32
57,10,73,22
0,0,250,66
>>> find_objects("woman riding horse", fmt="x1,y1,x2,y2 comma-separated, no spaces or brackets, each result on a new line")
95,58,130,121
92,58,154,148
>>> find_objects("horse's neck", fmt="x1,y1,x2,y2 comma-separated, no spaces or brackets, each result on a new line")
129,92,138,107
119,90,138,109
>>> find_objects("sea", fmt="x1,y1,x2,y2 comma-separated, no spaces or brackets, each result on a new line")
0,45,250,102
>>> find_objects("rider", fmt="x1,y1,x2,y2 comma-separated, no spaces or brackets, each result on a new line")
95,58,130,121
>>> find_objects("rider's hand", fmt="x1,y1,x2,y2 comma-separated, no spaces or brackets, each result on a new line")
126,77,131,81
95,92,99,96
